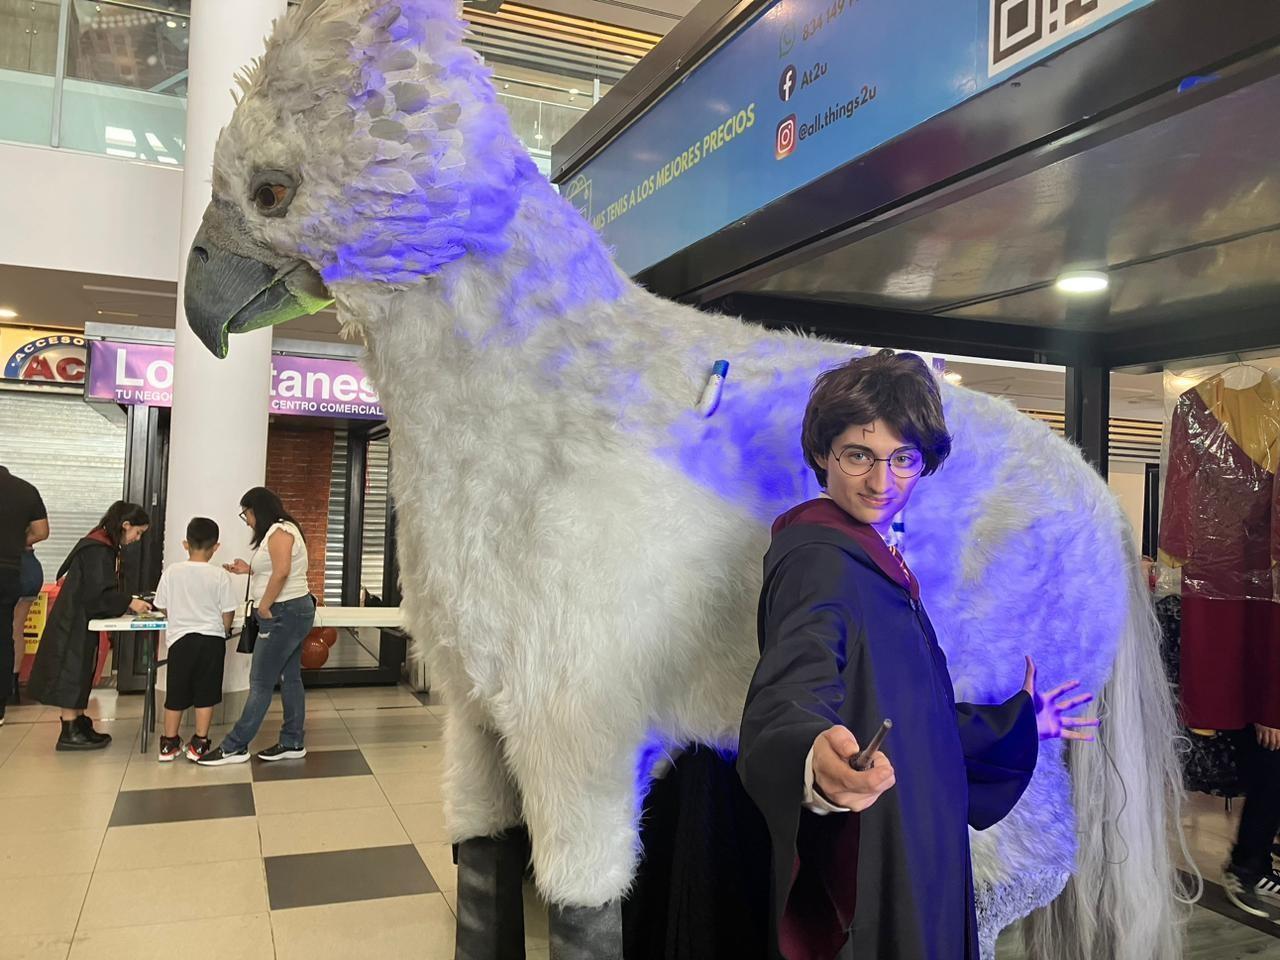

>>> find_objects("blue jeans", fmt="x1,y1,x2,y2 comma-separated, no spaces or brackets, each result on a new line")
222,595,315,753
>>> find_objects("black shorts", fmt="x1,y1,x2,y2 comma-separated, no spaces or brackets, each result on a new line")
164,633,225,711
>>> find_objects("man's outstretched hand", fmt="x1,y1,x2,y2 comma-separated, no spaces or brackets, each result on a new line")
1022,655,1099,742
812,726,896,811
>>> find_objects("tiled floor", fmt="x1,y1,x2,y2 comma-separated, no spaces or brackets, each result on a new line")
4,685,1280,959
0,685,550,960
996,790,1280,959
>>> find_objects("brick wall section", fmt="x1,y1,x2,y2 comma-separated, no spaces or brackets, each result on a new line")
265,424,334,599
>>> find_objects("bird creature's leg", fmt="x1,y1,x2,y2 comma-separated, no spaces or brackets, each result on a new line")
548,900,623,960
455,828,530,960
508,715,634,960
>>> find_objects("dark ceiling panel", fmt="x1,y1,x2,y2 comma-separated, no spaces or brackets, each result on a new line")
743,71,1280,326
941,228,1280,330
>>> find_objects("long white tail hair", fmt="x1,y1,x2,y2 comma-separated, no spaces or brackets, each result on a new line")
1024,551,1194,959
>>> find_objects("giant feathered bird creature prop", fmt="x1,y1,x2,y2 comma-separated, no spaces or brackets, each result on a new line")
183,1,1185,957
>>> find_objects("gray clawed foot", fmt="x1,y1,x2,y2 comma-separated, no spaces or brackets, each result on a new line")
455,831,530,960
548,900,623,960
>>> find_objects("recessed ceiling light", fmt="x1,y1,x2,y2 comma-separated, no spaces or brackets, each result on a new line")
0,307,17,319
1055,270,1109,294
943,371,963,385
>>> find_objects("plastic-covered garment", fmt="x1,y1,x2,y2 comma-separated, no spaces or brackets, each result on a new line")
1159,367,1280,602
1158,365,1280,729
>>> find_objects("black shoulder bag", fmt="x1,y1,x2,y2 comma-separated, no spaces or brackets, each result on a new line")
234,552,260,654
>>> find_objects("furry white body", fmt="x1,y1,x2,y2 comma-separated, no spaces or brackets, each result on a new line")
207,2,1185,956
339,254,1168,955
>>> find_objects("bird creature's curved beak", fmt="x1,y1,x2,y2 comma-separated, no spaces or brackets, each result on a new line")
184,203,332,359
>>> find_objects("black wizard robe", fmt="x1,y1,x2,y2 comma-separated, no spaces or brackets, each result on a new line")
28,532,131,710
737,498,1038,960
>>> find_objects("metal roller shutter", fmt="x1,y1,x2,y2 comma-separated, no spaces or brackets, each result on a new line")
323,430,391,605
324,429,348,604
0,390,126,580
361,435,390,598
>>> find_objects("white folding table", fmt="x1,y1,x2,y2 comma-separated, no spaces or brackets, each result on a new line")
90,607,404,753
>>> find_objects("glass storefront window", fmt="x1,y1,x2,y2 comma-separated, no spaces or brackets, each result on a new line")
0,0,61,146
59,0,189,162
0,0,650,171
0,0,60,73
489,67,612,171
66,0,190,94
497,90,590,166
468,1,646,164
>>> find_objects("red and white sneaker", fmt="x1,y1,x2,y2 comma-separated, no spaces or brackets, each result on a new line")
185,735,213,762
157,736,184,762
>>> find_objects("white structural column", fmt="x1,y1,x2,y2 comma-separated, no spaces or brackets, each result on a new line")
167,0,287,696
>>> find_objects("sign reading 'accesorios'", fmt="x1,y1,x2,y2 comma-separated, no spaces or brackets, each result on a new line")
1,329,88,384
86,340,385,420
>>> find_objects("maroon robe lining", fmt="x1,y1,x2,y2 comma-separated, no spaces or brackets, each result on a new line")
772,498,920,602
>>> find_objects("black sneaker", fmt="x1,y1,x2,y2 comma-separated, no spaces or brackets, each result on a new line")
1223,863,1280,918
1257,869,1280,910
257,744,307,762
157,736,184,762
185,736,213,762
196,746,250,766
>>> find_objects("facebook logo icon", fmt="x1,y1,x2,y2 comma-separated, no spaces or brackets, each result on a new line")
779,64,797,102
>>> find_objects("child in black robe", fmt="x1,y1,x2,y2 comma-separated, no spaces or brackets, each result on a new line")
737,350,1097,960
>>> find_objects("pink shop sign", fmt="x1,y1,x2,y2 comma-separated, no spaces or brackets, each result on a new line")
86,340,385,420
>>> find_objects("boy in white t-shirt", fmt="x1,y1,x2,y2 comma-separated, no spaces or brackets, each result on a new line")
152,518,237,762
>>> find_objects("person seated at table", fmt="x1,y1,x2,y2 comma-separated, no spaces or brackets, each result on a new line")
27,502,151,751
152,517,237,762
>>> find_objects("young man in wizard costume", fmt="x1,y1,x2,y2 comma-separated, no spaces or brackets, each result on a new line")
737,350,1098,960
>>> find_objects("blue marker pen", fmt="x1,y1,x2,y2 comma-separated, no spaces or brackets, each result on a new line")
697,360,730,417
888,516,906,550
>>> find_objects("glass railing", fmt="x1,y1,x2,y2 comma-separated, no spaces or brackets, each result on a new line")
0,0,599,168
61,0,189,161
0,0,189,162
0,0,61,148
497,91,589,159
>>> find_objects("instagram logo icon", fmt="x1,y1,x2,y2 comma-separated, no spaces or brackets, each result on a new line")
775,114,797,159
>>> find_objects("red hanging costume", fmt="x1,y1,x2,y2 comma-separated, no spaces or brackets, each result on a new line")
1160,372,1280,730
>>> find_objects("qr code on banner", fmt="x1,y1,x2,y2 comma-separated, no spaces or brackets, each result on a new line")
989,0,1122,75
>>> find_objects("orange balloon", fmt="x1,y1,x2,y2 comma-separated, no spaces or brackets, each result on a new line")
301,637,329,669
305,626,339,648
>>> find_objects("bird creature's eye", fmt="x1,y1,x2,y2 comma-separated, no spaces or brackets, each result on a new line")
256,183,286,209
249,170,298,217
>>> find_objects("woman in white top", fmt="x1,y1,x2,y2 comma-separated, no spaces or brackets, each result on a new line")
199,487,316,766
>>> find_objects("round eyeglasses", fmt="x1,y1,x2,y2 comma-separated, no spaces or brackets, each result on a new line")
831,446,925,480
